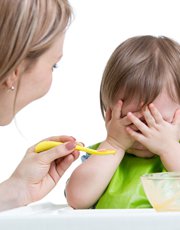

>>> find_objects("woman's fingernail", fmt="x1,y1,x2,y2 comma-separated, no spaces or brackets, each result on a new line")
70,136,76,140
65,141,76,150
76,142,85,147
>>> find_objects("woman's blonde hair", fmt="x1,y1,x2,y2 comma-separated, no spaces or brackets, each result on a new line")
0,0,72,83
100,36,180,118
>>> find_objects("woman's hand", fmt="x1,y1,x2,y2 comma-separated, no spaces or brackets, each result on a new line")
10,135,79,207
126,104,180,157
105,100,138,152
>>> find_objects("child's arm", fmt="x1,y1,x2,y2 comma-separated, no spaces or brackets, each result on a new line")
126,103,180,171
66,146,124,209
65,101,134,209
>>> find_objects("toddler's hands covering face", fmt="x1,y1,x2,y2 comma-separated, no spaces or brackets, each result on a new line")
126,103,180,156
105,100,137,151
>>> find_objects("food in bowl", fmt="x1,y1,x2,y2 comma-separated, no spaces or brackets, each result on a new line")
141,172,180,211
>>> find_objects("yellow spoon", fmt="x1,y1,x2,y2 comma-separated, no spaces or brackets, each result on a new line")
35,141,116,155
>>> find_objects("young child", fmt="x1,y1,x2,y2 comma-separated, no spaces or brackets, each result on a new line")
66,35,180,209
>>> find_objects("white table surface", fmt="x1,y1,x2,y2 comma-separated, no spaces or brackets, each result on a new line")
0,202,180,230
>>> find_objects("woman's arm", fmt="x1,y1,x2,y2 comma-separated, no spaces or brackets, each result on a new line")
0,135,79,212
0,177,27,211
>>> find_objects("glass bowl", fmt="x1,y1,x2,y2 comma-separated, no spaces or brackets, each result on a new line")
141,172,180,212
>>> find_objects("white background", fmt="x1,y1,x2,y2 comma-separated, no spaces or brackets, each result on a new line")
0,0,180,205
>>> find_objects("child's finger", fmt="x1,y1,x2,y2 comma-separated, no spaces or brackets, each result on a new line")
172,109,180,125
126,126,145,143
127,112,149,134
149,103,163,123
143,106,156,127
128,124,139,131
121,116,134,126
133,111,143,119
111,100,123,119
121,111,143,126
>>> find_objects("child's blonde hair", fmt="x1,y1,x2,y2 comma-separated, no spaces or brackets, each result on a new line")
0,0,72,83
100,36,180,118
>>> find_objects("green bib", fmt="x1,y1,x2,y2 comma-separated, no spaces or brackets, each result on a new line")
84,143,166,209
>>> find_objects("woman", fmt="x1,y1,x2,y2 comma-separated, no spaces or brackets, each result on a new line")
0,0,79,211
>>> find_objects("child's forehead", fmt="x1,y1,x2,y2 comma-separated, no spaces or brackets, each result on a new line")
116,90,180,116
114,81,178,103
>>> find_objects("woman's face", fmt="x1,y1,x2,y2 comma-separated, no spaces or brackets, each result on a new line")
0,34,64,125
15,35,64,112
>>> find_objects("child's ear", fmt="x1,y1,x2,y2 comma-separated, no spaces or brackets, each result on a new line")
105,107,112,123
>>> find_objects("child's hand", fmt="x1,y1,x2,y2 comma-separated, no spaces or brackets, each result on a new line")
105,100,137,151
126,103,180,157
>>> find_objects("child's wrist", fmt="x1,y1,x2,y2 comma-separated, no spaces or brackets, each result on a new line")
158,141,180,158
99,139,125,156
